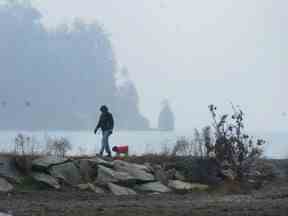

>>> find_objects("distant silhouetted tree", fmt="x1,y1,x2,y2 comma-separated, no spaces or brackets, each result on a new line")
0,2,149,130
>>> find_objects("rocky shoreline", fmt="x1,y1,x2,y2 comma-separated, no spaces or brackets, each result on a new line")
0,155,288,216
0,155,209,196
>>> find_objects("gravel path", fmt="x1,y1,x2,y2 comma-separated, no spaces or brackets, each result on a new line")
0,183,287,216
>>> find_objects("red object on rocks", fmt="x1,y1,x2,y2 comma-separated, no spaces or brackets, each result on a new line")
112,145,128,153
112,145,129,160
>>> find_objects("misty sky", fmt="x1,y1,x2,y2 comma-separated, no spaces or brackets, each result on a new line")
33,0,287,131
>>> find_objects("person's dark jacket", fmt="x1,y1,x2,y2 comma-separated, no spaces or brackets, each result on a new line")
95,111,114,131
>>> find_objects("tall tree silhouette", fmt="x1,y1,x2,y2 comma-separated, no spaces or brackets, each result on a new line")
0,2,149,130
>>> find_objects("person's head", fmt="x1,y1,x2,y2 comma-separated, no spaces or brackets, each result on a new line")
100,105,108,113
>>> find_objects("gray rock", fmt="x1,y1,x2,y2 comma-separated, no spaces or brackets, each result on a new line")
168,180,209,191
125,162,153,173
143,162,154,173
0,156,21,183
152,165,169,185
75,159,98,182
32,156,68,170
108,183,137,196
174,171,186,181
77,183,105,193
113,160,155,182
0,212,13,216
50,162,82,186
149,192,161,196
136,181,171,193
0,177,13,192
32,172,60,189
96,165,135,185
85,157,114,168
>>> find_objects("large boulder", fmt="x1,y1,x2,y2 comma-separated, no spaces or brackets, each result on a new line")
113,160,155,182
96,165,135,186
136,181,171,193
0,177,13,192
74,159,98,182
108,183,137,196
77,183,105,194
124,162,153,173
152,165,169,185
168,180,209,191
32,172,60,189
49,162,82,186
32,156,69,171
0,156,21,183
174,170,186,181
85,157,114,168
0,212,13,216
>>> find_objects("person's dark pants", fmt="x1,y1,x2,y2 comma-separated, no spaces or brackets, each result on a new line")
100,130,112,156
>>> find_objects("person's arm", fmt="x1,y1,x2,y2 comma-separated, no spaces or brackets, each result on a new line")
94,114,103,134
110,114,114,130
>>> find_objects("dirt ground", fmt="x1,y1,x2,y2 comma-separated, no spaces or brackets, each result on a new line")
0,180,288,216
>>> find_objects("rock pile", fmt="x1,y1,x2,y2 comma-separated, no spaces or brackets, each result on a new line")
0,155,209,195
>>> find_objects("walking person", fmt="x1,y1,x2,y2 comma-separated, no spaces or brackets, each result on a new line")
94,105,114,157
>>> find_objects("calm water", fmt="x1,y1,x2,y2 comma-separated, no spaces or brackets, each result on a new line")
0,130,287,158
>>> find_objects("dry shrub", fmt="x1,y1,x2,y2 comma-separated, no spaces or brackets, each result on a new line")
45,137,72,158
14,133,41,156
207,104,265,181
172,137,194,156
143,104,269,186
172,128,214,158
13,133,41,175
